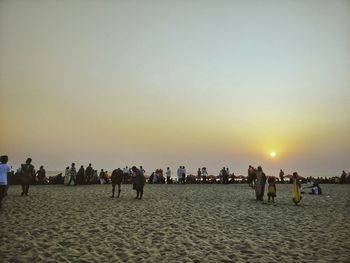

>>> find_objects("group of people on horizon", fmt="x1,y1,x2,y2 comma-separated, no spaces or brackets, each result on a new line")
2,154,350,209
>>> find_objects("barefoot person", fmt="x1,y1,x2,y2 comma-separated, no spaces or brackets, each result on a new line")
0,155,12,209
292,172,302,205
131,166,145,199
21,158,35,196
111,168,123,198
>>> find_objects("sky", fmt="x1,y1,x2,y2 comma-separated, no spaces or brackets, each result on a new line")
1,0,349,176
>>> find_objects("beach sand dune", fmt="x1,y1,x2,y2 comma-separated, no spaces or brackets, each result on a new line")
1,184,349,262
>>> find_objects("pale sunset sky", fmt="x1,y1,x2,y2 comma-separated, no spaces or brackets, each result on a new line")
1,0,349,176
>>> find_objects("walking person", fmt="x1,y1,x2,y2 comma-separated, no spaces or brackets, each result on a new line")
111,168,123,198
0,155,12,209
132,166,145,199
21,158,35,196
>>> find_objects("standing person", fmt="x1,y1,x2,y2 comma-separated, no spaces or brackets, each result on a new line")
85,163,93,184
197,168,202,182
76,165,85,185
123,166,130,183
67,163,76,186
222,167,229,184
292,172,302,205
247,165,253,187
99,169,105,184
132,166,145,199
251,167,257,189
177,166,182,184
64,166,70,185
279,169,285,183
152,170,158,184
267,177,277,202
92,170,98,184
182,166,186,184
0,155,12,209
219,168,224,184
111,168,123,198
340,170,347,184
202,167,208,183
36,165,46,184
166,167,171,184
255,166,266,201
140,166,145,175
21,158,35,196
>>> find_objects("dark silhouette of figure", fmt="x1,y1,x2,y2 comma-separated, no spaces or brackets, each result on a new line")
248,165,254,188
21,158,35,196
182,166,186,184
255,166,266,201
111,168,123,198
132,166,145,199
85,163,93,184
222,167,229,184
340,170,347,184
76,165,85,185
279,169,285,183
36,165,46,184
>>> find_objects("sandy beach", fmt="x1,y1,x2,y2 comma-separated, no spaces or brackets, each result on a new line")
0,184,349,262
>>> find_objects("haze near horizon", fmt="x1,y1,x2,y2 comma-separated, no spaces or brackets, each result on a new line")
1,1,349,176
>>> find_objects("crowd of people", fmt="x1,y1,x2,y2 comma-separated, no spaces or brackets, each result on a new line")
1,155,350,209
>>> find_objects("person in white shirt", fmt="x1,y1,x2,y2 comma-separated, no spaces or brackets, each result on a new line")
0,155,12,209
177,166,182,184
202,167,208,183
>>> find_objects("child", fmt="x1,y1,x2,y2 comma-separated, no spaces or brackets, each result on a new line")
267,177,276,202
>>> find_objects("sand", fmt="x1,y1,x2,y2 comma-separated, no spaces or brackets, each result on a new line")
1,184,349,262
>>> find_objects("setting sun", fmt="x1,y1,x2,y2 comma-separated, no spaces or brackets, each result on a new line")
270,152,277,158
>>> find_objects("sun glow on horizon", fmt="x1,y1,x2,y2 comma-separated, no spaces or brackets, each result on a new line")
270,152,277,158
